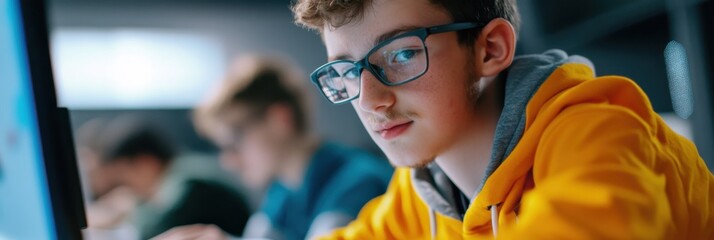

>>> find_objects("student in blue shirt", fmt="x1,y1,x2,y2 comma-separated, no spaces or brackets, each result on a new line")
154,55,392,240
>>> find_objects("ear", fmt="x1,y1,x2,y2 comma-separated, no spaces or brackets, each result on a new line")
475,18,516,77
265,103,296,137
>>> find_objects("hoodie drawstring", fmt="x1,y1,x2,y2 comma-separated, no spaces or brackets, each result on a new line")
491,204,499,237
429,208,437,239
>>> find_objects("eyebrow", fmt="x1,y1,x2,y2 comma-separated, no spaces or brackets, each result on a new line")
327,25,422,62
375,25,421,45
328,54,351,62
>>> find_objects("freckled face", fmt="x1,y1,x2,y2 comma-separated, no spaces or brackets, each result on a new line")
322,0,481,167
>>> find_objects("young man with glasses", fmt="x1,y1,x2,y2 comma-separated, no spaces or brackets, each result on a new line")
292,0,713,239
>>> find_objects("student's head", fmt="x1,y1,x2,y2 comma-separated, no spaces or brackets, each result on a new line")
292,0,519,167
99,116,176,199
195,55,309,189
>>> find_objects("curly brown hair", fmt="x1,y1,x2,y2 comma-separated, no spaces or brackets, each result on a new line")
292,0,520,44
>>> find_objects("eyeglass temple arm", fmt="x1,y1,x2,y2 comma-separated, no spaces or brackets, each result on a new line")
427,22,482,34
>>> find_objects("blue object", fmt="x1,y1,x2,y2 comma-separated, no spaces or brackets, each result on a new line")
664,40,694,119
260,142,393,240
0,0,86,239
0,0,55,238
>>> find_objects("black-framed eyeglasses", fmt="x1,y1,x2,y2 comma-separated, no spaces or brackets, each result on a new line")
310,22,483,104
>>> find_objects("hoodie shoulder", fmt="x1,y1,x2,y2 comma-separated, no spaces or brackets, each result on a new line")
526,63,658,130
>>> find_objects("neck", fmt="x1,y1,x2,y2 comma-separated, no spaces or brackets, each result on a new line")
277,133,320,190
435,75,504,199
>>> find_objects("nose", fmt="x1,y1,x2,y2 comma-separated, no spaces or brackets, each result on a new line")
357,70,396,113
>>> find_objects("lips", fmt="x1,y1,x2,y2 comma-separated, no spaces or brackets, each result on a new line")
375,121,413,140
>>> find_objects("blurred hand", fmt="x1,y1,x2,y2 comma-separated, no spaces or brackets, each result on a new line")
151,224,230,240
86,186,137,228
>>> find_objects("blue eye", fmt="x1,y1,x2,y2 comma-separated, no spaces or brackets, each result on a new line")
343,67,360,79
391,48,419,65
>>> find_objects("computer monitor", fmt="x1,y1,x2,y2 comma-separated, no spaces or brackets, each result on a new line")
0,0,86,239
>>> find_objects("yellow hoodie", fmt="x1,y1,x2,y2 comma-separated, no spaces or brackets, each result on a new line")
322,55,714,239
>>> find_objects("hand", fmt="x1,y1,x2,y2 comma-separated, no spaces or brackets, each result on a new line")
151,224,230,240
86,186,137,228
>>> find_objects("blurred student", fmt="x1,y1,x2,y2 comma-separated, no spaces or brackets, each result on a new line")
76,117,134,233
155,55,393,240
76,116,251,239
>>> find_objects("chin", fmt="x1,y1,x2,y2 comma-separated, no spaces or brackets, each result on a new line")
385,150,434,168
375,137,435,168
